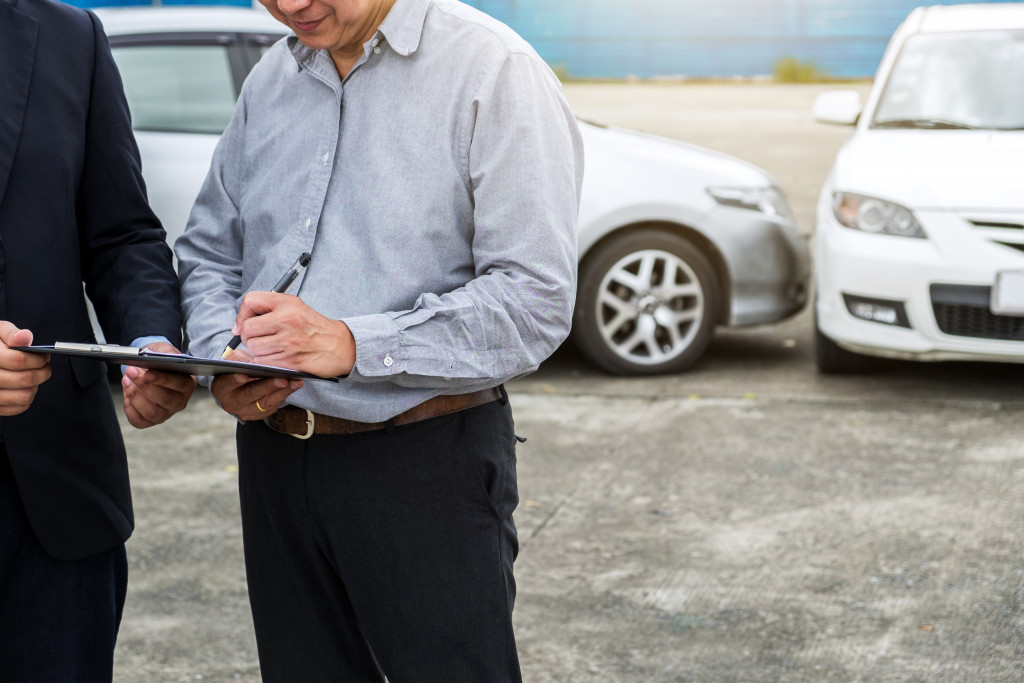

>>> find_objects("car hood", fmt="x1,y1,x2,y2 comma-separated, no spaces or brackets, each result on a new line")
833,130,1024,212
579,119,774,187
576,119,779,239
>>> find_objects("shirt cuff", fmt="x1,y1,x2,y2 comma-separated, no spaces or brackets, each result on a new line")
124,336,174,375
132,335,173,350
341,313,401,379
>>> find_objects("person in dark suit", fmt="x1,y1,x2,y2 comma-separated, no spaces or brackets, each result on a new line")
0,0,197,678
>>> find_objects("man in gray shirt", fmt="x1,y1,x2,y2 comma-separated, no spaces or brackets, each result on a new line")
176,0,582,679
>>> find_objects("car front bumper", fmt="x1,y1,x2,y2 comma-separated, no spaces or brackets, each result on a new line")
815,205,1024,363
708,207,811,327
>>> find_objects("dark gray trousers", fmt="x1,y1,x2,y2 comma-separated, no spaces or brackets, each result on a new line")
236,397,522,682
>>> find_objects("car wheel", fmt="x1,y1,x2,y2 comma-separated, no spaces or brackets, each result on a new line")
573,229,719,375
814,314,879,374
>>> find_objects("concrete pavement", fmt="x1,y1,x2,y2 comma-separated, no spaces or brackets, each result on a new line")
112,83,1024,682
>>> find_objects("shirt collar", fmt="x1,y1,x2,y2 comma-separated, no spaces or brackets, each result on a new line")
377,0,430,57
287,0,430,69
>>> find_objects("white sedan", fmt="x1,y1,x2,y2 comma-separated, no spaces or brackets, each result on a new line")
96,6,809,376
812,3,1024,372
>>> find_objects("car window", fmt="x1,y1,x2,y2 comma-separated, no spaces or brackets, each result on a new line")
873,30,1024,130
111,44,238,135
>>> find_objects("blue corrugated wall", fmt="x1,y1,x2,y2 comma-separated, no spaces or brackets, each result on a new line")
464,0,1021,78
72,0,1021,77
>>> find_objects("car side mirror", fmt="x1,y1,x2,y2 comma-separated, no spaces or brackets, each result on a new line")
813,91,863,126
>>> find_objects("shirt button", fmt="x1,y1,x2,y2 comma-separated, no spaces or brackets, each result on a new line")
371,38,379,47
373,47,381,55
305,218,311,228
322,153,329,164
383,354,394,368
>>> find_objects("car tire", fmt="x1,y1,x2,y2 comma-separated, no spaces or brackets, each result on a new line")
814,315,879,374
573,229,719,375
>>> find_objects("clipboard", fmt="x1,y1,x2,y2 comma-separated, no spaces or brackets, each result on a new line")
14,343,339,382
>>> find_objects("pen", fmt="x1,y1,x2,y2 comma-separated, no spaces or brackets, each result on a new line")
221,252,312,358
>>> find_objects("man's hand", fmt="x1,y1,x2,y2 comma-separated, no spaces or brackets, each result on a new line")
210,370,303,422
233,292,355,378
0,322,51,416
121,342,197,429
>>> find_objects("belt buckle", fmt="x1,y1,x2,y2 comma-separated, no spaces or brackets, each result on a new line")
291,409,315,440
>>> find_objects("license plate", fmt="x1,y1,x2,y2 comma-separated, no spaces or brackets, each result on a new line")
991,271,1024,316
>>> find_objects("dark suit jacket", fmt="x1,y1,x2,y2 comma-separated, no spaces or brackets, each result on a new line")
0,0,182,561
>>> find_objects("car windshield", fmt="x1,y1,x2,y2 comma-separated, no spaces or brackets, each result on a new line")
872,30,1024,131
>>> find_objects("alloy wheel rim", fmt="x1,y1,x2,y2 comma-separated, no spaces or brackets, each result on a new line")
595,248,704,366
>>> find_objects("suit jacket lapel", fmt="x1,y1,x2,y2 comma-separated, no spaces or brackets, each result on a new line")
0,0,38,210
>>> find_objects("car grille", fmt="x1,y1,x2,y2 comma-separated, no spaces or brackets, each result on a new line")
968,217,1024,255
931,284,1024,342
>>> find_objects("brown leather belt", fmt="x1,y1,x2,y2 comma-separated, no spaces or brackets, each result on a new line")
264,386,503,439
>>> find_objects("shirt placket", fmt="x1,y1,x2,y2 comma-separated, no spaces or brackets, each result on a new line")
260,63,343,296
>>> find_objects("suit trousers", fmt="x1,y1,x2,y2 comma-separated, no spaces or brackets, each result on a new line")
0,447,128,682
236,397,522,683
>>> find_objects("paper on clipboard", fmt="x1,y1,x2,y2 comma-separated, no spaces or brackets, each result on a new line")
14,343,339,382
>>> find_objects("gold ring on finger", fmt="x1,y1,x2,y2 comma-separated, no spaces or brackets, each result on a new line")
256,400,267,412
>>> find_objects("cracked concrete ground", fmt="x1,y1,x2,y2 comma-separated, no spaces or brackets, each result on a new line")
112,83,1024,681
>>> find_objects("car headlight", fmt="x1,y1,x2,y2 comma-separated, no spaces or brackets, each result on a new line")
832,192,926,239
707,186,793,220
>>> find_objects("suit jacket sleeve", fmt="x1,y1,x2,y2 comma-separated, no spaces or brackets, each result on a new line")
76,11,181,347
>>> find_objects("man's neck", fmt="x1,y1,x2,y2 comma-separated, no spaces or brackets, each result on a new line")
330,0,398,79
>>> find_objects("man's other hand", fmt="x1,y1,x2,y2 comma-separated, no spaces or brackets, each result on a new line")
0,322,51,416
210,368,303,422
121,342,197,429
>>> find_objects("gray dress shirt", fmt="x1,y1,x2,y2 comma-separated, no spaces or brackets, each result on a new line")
175,0,584,422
